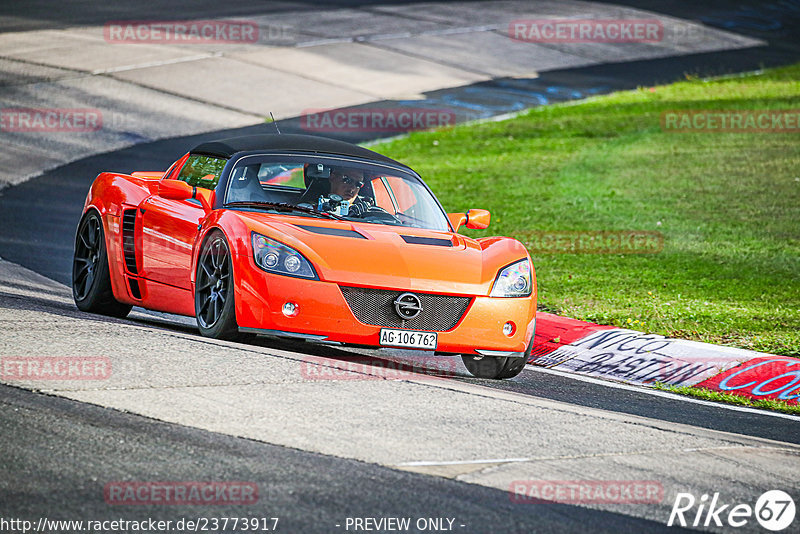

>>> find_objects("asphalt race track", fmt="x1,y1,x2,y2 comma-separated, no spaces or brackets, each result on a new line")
1,269,798,533
2,1,800,532
2,384,699,534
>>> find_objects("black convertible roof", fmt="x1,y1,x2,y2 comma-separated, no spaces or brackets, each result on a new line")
190,134,406,167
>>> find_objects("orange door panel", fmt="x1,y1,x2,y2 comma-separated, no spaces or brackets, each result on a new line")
139,196,204,289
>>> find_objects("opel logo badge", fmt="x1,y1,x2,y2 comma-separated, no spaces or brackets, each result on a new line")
394,292,422,320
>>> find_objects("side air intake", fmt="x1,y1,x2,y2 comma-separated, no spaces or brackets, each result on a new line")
121,209,138,274
128,278,142,299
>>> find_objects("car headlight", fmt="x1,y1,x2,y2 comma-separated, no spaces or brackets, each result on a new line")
490,259,532,297
252,233,317,279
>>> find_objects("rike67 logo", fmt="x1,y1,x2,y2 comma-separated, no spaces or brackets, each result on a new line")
668,490,795,531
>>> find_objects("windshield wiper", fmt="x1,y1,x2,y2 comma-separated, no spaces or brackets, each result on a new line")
224,201,343,220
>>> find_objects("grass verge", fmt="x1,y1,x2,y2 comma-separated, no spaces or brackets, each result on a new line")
653,383,800,415
373,64,800,356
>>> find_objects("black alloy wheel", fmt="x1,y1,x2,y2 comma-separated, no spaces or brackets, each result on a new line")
194,231,244,340
72,210,132,318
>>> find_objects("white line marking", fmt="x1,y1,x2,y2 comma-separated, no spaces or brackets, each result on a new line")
398,445,797,467
417,24,500,36
297,24,500,47
400,457,531,467
296,38,354,48
92,52,222,75
526,365,800,421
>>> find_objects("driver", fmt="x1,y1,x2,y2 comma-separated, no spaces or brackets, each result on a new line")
328,167,377,217
329,167,365,203
299,164,378,217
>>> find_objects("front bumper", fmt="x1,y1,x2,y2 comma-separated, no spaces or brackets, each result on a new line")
234,260,536,355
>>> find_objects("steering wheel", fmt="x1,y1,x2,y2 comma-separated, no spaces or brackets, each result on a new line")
361,207,401,223
348,197,401,223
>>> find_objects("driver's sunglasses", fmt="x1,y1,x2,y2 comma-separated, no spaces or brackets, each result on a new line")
338,174,364,188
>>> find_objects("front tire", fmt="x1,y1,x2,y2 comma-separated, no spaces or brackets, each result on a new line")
194,230,242,340
461,328,535,380
461,355,514,379
72,210,132,318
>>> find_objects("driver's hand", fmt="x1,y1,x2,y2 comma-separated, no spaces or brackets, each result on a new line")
349,197,374,217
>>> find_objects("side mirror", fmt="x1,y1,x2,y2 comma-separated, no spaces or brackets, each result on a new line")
448,209,491,232
158,179,193,201
447,213,468,232
466,209,490,229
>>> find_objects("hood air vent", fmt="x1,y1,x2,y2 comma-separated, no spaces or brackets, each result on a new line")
400,235,453,247
295,224,366,239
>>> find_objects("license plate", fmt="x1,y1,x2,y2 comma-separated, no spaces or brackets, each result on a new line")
379,329,438,350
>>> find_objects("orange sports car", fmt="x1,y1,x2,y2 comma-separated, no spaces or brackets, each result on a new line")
72,134,536,379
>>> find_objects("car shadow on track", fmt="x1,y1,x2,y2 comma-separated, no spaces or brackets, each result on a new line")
0,273,481,383
124,307,479,382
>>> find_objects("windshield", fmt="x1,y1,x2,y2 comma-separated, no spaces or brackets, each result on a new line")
224,155,450,231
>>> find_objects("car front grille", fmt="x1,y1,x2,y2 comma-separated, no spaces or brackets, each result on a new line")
339,286,471,331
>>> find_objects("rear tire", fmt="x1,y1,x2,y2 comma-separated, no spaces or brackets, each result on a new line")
72,210,132,318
